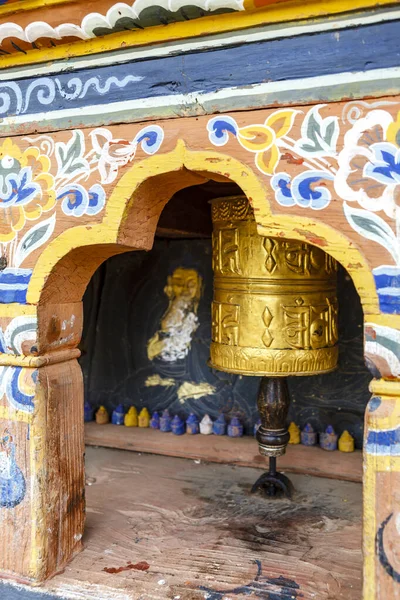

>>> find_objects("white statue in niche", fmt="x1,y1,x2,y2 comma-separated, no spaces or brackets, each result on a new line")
147,268,203,363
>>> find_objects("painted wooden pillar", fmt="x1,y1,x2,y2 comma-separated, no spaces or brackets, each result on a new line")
364,320,400,600
0,303,84,582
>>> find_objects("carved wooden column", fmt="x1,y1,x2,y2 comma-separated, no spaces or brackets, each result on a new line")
363,378,400,600
0,303,84,582
364,319,400,599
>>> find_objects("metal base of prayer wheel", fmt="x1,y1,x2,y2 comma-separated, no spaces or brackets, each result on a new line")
252,377,294,499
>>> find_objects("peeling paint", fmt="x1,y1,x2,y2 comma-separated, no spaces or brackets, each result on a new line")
293,228,328,247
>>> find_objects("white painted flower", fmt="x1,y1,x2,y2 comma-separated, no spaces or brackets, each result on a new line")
335,110,398,218
90,125,164,185
90,128,137,185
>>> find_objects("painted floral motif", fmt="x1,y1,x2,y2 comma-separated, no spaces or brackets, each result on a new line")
0,124,164,303
271,170,334,210
208,106,338,209
208,103,400,313
0,138,55,243
207,111,297,176
90,125,164,184
57,184,106,217
337,109,400,314
0,428,26,509
335,110,398,218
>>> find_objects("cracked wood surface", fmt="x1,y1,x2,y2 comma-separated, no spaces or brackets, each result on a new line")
10,447,362,600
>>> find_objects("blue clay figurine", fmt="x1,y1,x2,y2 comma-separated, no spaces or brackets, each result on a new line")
253,418,261,437
228,416,243,438
111,404,125,425
84,400,93,423
213,414,226,436
186,413,200,435
301,423,317,446
171,415,185,435
150,411,160,429
160,409,172,432
319,425,338,451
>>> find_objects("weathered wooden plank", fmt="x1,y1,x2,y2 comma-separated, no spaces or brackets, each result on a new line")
19,447,361,600
2,19,400,135
84,422,363,482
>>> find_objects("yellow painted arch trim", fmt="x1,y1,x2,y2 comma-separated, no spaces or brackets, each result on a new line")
1,0,398,69
29,143,378,317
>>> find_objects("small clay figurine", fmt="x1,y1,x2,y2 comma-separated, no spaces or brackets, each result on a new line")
172,415,185,435
227,416,243,438
288,422,301,444
186,413,200,435
124,407,138,427
253,418,261,437
150,411,160,429
160,409,172,432
95,406,109,425
301,423,317,446
213,414,226,436
111,404,125,425
138,407,150,428
199,415,213,435
320,425,338,451
84,400,93,423
338,430,355,452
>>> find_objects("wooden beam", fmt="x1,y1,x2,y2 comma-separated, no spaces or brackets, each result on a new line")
85,422,362,483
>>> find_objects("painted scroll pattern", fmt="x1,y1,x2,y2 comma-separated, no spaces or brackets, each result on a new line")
0,125,164,302
208,103,400,314
0,75,144,118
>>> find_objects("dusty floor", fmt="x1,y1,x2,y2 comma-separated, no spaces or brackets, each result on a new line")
3,446,362,600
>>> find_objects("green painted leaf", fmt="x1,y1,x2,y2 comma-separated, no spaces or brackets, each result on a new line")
55,131,89,179
343,203,400,265
14,214,56,267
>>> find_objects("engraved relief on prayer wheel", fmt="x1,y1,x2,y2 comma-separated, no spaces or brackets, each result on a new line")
210,196,339,377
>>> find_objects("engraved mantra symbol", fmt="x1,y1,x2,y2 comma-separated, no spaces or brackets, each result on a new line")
212,301,240,346
284,242,323,276
219,228,240,274
282,297,338,350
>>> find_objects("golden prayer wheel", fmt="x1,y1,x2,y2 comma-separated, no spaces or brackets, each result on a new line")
209,195,339,496
210,195,338,377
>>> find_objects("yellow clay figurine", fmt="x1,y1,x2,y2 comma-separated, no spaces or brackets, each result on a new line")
338,430,355,453
124,407,138,427
138,407,150,428
95,406,109,425
288,422,301,444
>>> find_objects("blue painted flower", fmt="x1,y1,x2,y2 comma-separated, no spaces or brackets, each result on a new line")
134,125,164,154
57,183,106,217
364,142,400,186
0,429,26,509
207,116,238,146
271,170,334,210
0,167,40,208
270,173,294,207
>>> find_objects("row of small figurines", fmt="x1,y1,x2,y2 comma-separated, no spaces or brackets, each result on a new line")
86,402,356,451
289,422,356,452
87,403,246,436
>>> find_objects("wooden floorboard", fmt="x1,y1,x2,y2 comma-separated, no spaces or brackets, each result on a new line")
11,447,362,600
85,422,363,483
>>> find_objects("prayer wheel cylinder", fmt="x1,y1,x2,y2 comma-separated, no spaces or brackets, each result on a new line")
210,196,338,377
